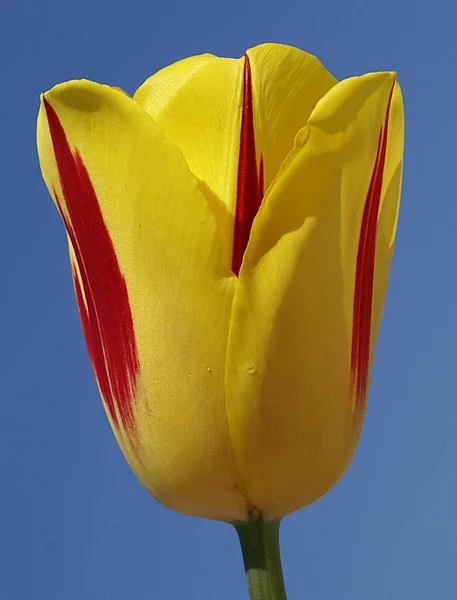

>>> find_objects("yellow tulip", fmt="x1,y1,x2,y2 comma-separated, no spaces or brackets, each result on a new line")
37,43,404,525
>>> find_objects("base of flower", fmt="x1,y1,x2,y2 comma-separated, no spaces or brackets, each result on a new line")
234,514,287,600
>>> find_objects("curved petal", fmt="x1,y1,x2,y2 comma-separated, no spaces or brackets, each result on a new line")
134,54,244,219
37,81,247,521
246,43,337,193
133,44,336,258
225,72,404,518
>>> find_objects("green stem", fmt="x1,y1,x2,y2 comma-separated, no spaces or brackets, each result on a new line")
234,516,287,600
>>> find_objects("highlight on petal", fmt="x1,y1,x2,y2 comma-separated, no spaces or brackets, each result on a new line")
37,81,247,522
225,72,404,518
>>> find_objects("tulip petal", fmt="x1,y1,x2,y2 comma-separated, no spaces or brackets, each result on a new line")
37,81,247,521
134,54,244,219
134,45,336,277
225,73,404,518
246,43,337,193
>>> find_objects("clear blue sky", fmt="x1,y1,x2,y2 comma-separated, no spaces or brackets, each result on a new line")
2,1,456,598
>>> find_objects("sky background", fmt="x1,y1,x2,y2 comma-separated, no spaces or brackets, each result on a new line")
2,0,456,598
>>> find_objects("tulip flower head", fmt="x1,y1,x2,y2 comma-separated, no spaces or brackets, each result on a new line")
37,44,404,527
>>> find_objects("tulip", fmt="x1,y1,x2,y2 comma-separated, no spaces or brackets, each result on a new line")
37,43,403,599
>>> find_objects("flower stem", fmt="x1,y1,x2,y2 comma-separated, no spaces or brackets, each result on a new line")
234,515,287,600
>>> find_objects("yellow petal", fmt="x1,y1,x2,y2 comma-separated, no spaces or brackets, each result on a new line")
246,43,337,193
134,44,336,273
134,54,243,219
225,72,404,518
37,80,247,521
134,44,336,213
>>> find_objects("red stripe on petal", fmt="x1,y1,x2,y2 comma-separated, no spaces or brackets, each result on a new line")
45,99,140,435
232,55,264,276
351,84,394,410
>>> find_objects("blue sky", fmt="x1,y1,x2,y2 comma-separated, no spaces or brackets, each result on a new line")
2,0,457,598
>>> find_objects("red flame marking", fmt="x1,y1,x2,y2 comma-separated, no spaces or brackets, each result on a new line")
232,55,264,276
351,84,395,409
44,99,140,434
